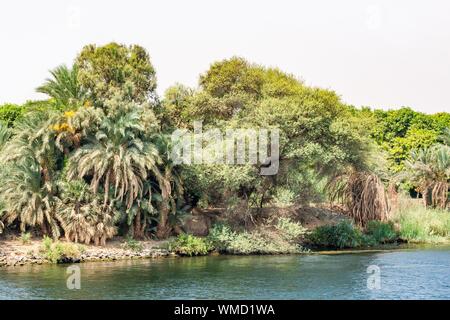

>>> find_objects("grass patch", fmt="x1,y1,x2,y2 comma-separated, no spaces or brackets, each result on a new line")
392,205,450,243
365,221,398,244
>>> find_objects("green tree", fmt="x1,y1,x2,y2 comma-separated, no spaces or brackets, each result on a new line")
0,103,25,127
76,43,157,105
36,64,86,108
0,160,60,237
399,145,450,208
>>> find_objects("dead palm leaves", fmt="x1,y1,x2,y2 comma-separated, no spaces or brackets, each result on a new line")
328,171,389,227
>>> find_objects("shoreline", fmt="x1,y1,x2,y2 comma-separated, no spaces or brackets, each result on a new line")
2,237,448,268
0,238,172,267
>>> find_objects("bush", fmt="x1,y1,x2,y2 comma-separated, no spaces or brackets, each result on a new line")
19,232,31,245
366,221,398,243
393,206,450,243
169,234,213,256
121,236,143,252
309,221,365,249
40,236,84,263
0,104,25,126
276,217,308,241
207,223,236,252
207,220,306,255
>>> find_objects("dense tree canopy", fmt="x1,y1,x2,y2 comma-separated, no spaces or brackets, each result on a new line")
0,44,448,243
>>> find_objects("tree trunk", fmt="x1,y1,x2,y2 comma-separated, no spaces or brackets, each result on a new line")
156,202,171,239
103,170,111,207
422,187,429,207
133,208,144,239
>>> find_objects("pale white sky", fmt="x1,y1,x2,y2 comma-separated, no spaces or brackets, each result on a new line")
0,0,449,113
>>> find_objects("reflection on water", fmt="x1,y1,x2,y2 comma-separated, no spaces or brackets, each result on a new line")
1,246,449,300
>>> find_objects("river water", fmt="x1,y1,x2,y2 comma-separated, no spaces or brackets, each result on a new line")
1,246,449,299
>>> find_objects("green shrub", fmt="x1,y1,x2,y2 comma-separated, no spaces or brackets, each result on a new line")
0,104,25,127
207,223,236,252
19,232,32,245
272,187,296,207
40,236,84,263
366,221,398,243
169,234,213,256
309,221,365,249
121,236,143,252
276,217,308,241
226,231,265,254
208,222,305,255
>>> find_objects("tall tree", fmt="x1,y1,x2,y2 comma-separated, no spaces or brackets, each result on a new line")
76,43,157,106
37,64,86,108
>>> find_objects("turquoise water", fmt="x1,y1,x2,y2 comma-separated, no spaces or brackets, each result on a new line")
1,246,449,299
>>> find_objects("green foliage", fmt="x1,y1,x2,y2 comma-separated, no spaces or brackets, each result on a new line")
0,122,11,150
36,64,86,108
276,217,308,240
207,219,306,254
19,232,32,244
0,111,62,238
40,236,84,263
0,104,25,126
365,221,398,244
207,223,236,251
393,205,450,243
370,107,450,172
169,234,212,256
76,43,157,105
398,144,449,209
309,221,365,249
121,236,144,252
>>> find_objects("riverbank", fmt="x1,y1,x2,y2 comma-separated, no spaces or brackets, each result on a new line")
0,238,171,267
2,235,449,268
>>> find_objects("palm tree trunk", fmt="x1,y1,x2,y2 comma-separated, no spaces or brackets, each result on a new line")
156,202,171,239
422,187,429,207
134,208,144,239
103,170,111,207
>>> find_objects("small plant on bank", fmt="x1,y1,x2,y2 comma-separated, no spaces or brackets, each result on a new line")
276,217,308,241
19,232,31,244
40,236,84,263
169,234,213,256
207,223,236,252
121,236,144,252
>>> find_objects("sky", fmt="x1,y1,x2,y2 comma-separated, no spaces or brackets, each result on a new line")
0,0,449,114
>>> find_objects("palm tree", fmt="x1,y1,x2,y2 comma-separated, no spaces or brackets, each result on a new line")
0,122,11,151
0,112,62,237
0,160,60,237
37,64,86,108
400,145,449,209
1,111,60,183
68,108,166,237
153,135,184,238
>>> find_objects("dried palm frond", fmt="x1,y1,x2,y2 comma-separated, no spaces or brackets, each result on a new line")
328,170,389,227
